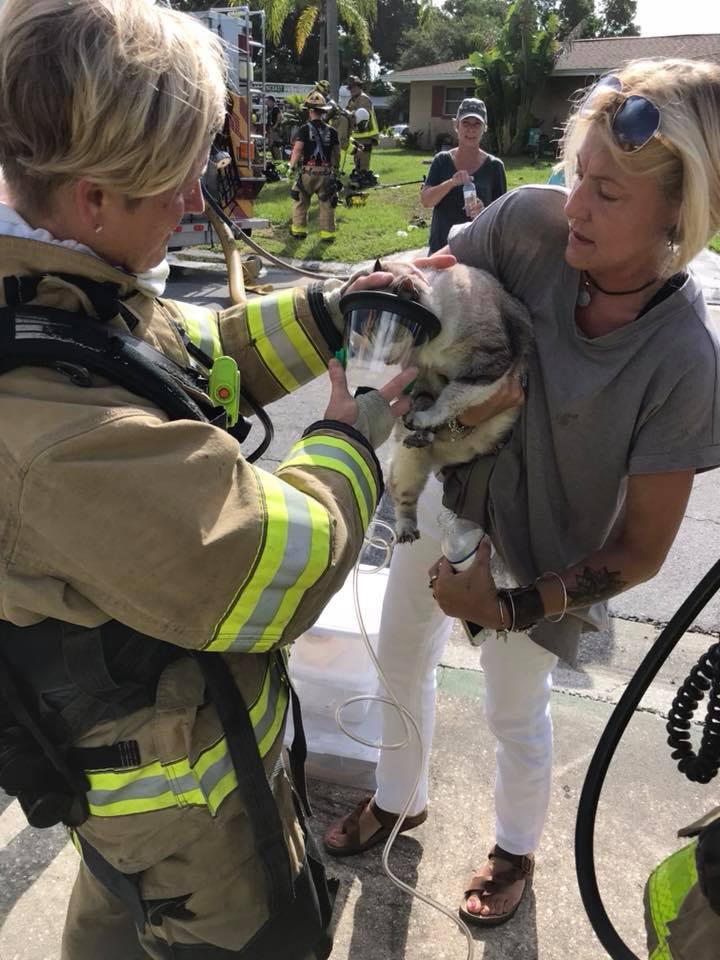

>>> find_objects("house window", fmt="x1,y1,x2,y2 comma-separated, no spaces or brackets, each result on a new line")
443,86,474,117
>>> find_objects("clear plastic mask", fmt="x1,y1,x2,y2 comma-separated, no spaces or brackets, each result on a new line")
339,291,440,394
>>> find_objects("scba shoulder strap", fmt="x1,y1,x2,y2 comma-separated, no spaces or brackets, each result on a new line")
0,302,221,425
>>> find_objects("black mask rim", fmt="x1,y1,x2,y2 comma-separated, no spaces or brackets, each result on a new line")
338,291,441,344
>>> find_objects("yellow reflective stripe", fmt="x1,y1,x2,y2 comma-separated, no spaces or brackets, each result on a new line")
280,436,379,530
288,435,378,507
647,841,698,959
209,471,331,652
283,453,370,528
177,303,223,362
257,678,288,756
247,298,297,392
354,107,379,139
246,290,325,393
277,292,326,380
85,662,289,818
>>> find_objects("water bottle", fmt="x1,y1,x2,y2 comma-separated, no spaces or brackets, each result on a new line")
462,181,477,218
440,515,485,572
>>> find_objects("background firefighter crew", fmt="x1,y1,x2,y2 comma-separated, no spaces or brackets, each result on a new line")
289,92,340,241
346,76,379,184
0,1,415,958
265,94,283,161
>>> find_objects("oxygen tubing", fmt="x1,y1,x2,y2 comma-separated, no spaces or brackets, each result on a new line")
335,520,476,960
575,557,720,960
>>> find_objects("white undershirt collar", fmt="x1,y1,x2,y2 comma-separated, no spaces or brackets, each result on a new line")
0,202,169,298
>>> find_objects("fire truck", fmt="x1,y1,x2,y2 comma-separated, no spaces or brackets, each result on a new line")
170,6,268,253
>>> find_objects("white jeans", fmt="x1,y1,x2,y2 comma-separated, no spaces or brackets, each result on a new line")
374,479,557,855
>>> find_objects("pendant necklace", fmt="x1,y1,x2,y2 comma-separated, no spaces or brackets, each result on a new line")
576,272,657,308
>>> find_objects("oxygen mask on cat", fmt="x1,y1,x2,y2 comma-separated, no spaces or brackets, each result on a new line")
337,290,441,393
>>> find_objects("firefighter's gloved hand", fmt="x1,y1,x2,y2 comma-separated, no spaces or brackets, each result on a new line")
322,269,395,336
352,390,398,448
324,359,416,449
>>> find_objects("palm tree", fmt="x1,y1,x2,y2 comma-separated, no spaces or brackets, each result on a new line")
242,0,377,94
469,0,558,154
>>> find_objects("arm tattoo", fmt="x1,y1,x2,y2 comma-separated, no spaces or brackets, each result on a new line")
566,566,628,608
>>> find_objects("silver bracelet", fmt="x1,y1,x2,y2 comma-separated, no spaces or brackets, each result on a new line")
497,595,507,630
536,571,568,623
498,589,517,633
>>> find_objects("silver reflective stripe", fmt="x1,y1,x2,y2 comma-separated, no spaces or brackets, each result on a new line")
259,296,318,385
87,772,176,807
295,441,375,514
234,489,313,641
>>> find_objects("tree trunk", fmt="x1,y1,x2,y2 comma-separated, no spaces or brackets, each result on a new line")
326,0,339,101
317,7,326,82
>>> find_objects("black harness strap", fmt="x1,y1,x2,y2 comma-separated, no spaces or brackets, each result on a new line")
76,834,146,930
4,274,40,306
191,652,295,913
4,271,137,326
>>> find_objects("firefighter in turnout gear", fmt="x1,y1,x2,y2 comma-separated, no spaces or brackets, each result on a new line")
644,809,720,957
0,2,415,958
289,92,341,241
346,76,379,188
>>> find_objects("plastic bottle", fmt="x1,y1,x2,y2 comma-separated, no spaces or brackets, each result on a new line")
440,516,485,571
462,181,477,218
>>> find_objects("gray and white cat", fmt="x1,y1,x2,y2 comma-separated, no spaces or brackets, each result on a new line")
373,259,534,544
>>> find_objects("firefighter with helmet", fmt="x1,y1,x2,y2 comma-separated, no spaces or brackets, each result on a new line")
346,75,379,188
289,91,341,241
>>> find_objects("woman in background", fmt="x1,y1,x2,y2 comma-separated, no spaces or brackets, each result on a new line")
421,98,507,254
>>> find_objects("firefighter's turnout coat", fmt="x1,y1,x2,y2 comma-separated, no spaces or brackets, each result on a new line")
0,236,381,955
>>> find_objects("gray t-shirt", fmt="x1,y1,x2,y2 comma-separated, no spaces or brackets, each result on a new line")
449,185,720,664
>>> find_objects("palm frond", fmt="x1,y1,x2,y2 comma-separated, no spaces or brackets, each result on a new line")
337,0,371,51
295,3,319,54
253,0,297,44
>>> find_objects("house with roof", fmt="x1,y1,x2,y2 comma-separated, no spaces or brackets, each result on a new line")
388,33,720,149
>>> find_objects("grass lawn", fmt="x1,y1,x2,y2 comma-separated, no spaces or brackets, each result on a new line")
711,233,720,255
248,148,556,263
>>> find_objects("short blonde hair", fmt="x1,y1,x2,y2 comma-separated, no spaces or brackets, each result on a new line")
562,59,720,276
0,0,227,214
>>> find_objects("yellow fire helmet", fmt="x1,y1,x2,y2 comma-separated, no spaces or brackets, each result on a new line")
303,91,332,111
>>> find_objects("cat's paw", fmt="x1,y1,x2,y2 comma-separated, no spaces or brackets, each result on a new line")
405,408,441,430
411,392,435,412
395,519,421,544
402,430,434,448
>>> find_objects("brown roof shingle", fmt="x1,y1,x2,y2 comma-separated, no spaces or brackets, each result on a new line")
388,34,720,84
555,34,720,73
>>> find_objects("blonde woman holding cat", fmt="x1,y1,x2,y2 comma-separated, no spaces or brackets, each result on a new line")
325,58,720,936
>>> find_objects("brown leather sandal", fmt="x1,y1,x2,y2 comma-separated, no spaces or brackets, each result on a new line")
459,845,534,927
323,797,428,857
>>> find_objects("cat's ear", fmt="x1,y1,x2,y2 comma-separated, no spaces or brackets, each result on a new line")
396,275,418,299
374,258,383,273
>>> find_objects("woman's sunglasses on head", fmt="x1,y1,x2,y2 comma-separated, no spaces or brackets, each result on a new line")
581,74,661,153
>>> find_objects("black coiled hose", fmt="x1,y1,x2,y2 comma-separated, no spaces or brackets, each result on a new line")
666,640,720,784
575,557,720,960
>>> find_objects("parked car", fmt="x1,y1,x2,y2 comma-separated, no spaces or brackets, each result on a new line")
390,123,409,139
